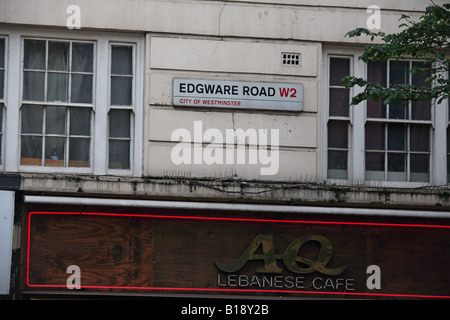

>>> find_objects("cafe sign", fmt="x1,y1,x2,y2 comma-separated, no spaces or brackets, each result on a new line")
215,234,346,275
25,210,450,299
215,234,356,292
173,78,303,111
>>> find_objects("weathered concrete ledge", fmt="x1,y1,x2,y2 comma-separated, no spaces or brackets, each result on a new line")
18,173,450,210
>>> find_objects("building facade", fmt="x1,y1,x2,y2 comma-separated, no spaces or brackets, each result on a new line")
0,0,449,300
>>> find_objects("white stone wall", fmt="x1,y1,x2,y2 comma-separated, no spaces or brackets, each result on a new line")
0,0,443,184
146,36,320,179
0,0,432,42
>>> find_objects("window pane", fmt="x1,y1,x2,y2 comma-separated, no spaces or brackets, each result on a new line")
47,73,68,102
328,120,347,149
388,123,406,151
72,43,94,73
111,46,132,75
367,61,387,118
0,105,3,165
412,62,431,87
329,88,349,117
411,101,431,121
366,152,385,181
448,159,450,183
70,107,91,136
411,62,431,120
23,72,45,101
388,61,409,120
69,138,90,167
390,61,409,86
328,150,347,170
45,106,66,135
0,70,4,100
365,152,385,172
111,77,132,106
0,39,4,100
327,150,347,179
0,38,4,69
388,152,406,174
367,98,386,119
448,138,450,182
448,126,450,154
71,74,93,103
389,102,407,120
109,140,130,169
48,41,69,71
109,109,131,138
0,106,2,165
24,39,46,70
387,157,406,180
329,58,349,86
365,122,385,150
410,154,429,182
44,137,65,167
21,136,42,165
410,124,430,152
21,105,43,134
368,61,387,85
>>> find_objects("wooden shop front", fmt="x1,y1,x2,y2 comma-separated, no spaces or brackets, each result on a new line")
21,199,450,299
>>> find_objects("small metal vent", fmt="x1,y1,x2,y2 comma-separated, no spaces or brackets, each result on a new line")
282,53,300,66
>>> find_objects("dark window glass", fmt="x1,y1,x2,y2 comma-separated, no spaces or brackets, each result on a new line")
329,58,349,86
329,88,349,117
365,122,385,150
328,120,348,149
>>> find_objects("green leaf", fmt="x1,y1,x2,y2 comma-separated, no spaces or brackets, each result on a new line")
344,3,449,107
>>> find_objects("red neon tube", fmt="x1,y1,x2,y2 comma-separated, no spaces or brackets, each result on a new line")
26,211,450,299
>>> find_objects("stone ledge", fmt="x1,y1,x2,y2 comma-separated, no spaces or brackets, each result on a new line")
18,173,450,210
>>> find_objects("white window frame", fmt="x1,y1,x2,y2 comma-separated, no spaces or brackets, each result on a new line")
433,70,448,185
365,60,434,183
20,37,96,171
2,28,144,177
107,42,137,175
325,54,354,180
0,35,6,170
446,93,450,183
322,47,447,188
